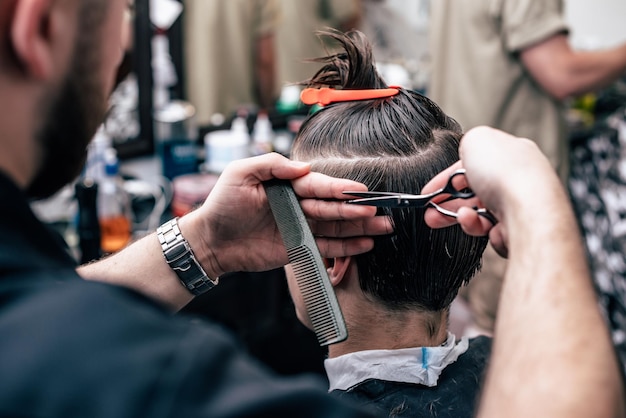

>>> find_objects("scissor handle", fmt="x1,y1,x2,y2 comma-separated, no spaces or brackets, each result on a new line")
440,169,475,200
475,207,498,225
431,201,498,226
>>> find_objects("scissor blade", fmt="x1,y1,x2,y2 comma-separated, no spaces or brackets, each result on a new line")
347,195,434,208
346,196,406,208
343,191,405,198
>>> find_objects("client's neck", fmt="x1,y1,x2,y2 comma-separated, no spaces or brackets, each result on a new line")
327,295,449,358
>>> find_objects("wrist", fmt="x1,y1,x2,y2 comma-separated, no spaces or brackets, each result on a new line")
177,213,225,281
157,217,219,295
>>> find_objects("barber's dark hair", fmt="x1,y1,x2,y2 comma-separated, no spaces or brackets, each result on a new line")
291,30,488,312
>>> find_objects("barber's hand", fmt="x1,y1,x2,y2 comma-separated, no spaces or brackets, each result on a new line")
423,161,509,257
423,126,561,258
182,153,392,277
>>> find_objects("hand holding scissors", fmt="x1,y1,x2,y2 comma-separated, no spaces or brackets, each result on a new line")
343,168,498,226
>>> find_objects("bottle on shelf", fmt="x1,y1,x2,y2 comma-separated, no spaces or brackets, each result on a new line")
97,148,132,254
154,100,199,180
250,111,274,156
84,125,111,182
231,110,250,139
151,28,178,111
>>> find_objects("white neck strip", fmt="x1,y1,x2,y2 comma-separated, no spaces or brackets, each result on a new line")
324,332,469,392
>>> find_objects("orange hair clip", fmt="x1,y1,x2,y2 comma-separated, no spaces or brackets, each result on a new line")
300,86,400,106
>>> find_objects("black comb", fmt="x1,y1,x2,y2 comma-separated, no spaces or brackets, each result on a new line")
263,179,348,346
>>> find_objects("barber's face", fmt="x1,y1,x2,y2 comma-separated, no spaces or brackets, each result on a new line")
27,0,128,199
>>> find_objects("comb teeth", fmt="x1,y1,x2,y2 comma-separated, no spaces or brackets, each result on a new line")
263,179,348,346
288,246,347,345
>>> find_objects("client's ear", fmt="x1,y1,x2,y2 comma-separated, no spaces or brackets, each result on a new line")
324,257,352,286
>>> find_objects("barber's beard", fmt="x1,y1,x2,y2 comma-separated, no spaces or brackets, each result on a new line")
27,54,107,199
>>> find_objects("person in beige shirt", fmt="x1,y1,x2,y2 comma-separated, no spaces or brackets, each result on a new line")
184,0,281,125
428,0,626,336
275,0,361,85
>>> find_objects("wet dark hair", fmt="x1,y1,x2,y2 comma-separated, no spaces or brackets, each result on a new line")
291,30,488,312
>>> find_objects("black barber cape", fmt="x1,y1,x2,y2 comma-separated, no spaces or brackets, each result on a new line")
331,337,491,418
0,172,371,418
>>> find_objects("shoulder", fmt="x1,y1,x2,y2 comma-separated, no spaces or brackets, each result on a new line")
447,335,492,375
431,336,492,395
0,279,368,418
500,0,569,52
330,337,494,417
467,335,493,357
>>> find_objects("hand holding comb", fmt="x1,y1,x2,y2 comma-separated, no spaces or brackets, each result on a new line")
263,179,348,346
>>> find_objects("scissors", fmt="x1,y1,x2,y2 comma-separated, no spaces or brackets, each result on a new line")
343,169,498,225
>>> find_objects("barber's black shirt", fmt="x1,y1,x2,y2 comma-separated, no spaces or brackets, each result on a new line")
0,172,371,418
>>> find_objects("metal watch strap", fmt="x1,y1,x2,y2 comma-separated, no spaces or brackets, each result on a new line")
157,218,218,295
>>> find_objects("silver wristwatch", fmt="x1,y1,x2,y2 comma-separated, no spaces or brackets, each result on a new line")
157,218,218,295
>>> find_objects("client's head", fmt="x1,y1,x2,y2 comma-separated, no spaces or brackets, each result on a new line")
290,30,487,323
